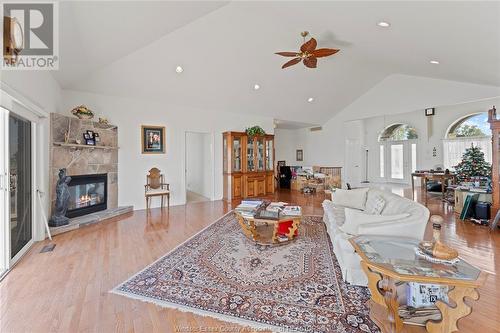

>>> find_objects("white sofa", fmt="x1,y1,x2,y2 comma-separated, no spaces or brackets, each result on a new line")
323,187,430,286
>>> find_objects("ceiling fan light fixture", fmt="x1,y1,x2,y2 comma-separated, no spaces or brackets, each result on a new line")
308,97,314,103
430,60,440,65
275,32,339,69
253,84,260,90
175,66,183,73
377,21,391,28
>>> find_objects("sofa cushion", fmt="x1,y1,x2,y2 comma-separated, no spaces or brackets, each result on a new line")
340,208,410,235
365,194,385,215
332,188,369,210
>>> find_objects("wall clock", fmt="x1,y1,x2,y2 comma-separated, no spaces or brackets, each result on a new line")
3,16,24,64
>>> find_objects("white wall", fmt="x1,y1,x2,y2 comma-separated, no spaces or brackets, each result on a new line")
186,132,211,198
279,74,500,185
364,97,500,182
1,71,62,241
62,90,274,209
274,128,309,166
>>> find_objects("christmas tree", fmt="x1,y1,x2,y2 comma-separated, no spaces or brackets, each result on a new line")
454,144,491,182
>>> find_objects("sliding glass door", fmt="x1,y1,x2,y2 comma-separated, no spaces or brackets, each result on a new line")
9,113,32,261
0,107,33,275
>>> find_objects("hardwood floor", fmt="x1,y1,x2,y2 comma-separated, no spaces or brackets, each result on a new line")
0,187,498,333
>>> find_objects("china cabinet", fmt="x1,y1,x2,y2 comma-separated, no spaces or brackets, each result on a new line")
223,131,275,200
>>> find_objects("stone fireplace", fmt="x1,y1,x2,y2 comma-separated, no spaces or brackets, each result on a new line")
50,113,118,218
67,173,107,218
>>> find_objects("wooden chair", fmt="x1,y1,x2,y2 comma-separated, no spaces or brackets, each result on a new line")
144,167,170,209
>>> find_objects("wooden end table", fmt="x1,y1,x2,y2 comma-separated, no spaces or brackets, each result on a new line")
349,235,487,333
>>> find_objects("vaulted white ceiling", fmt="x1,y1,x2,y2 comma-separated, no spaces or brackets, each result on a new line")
55,1,500,124
54,1,228,87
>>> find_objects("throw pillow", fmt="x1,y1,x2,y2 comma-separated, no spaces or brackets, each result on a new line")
340,208,409,235
365,195,386,215
332,188,369,210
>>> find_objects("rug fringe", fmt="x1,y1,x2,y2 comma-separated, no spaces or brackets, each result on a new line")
110,288,304,333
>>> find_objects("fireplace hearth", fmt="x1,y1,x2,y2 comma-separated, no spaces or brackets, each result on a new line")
67,173,107,218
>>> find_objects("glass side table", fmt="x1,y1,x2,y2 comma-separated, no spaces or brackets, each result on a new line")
349,235,487,333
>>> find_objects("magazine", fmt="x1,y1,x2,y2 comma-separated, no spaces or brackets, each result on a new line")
266,202,287,212
282,206,301,216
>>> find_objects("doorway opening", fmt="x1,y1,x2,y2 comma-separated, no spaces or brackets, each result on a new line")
185,131,213,204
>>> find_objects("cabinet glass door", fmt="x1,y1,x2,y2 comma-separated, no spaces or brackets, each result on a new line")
247,137,255,171
257,138,264,171
233,137,241,172
266,139,273,171
223,136,228,173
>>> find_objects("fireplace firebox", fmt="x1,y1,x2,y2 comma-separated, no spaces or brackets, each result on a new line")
66,173,107,218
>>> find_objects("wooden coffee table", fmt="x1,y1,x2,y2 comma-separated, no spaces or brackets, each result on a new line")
234,210,301,246
349,235,487,333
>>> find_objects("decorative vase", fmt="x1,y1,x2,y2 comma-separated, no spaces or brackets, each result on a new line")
419,215,458,260
70,105,94,120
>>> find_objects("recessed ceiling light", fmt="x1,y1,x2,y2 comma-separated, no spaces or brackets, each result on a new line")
254,84,260,90
175,66,183,73
430,60,440,65
377,21,391,28
307,97,314,103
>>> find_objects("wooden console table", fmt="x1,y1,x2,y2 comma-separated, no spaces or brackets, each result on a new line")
411,172,456,200
350,235,486,333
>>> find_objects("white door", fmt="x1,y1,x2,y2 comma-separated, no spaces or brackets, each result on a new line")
381,140,417,184
345,138,362,187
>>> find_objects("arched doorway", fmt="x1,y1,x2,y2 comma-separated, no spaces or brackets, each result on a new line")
378,124,418,183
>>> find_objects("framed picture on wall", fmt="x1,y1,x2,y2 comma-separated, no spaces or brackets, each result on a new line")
141,125,166,154
296,149,303,161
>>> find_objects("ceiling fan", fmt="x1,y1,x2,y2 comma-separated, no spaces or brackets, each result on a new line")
275,31,339,69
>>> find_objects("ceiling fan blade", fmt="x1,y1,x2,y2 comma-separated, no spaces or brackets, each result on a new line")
275,51,299,57
303,57,317,68
311,48,340,58
300,38,317,53
281,57,301,69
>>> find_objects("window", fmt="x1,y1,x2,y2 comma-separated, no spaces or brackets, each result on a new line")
443,113,491,169
411,143,417,173
379,145,384,178
390,144,404,179
379,124,418,142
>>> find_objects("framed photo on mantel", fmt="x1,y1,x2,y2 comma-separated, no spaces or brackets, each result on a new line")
141,125,165,154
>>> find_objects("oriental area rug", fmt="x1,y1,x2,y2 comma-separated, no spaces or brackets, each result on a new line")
112,211,380,333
